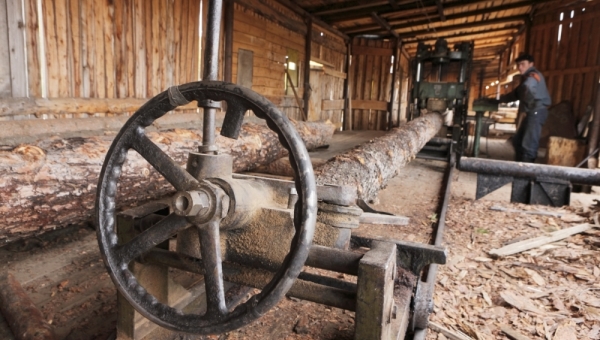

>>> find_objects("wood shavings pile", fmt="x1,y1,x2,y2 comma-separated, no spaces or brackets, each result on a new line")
427,199,600,340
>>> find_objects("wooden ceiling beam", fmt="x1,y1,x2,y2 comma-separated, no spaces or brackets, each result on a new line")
274,0,350,41
316,0,490,23
371,12,399,38
435,0,446,21
401,26,520,43
344,0,536,34
396,16,528,39
311,0,420,17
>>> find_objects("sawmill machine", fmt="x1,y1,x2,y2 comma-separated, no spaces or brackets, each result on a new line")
94,1,447,339
409,38,474,159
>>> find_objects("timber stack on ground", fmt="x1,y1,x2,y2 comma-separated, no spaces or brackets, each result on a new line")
0,120,335,243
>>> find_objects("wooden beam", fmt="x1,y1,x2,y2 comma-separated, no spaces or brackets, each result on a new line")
345,1,537,34
388,0,399,10
402,26,520,44
6,0,28,97
370,12,399,38
397,16,528,39
316,0,489,23
275,0,350,41
435,0,446,21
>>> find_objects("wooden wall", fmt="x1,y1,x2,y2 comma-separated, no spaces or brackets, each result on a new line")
231,0,347,127
529,1,600,119
496,1,600,119
25,0,202,100
348,38,395,130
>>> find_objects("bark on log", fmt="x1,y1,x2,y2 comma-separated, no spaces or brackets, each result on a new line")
254,157,328,177
314,113,442,201
0,272,56,340
0,121,335,243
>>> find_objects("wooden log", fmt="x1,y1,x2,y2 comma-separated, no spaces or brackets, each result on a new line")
0,272,56,340
0,121,335,243
314,113,442,201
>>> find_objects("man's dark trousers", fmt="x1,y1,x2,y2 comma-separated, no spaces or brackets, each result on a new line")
512,108,548,163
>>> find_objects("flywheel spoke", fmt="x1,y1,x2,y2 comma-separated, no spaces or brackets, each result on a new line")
131,133,198,191
116,214,190,265
198,221,228,317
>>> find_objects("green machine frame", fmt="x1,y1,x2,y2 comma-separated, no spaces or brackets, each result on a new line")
409,38,474,159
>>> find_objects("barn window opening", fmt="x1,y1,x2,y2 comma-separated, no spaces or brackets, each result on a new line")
570,10,575,28
558,12,564,42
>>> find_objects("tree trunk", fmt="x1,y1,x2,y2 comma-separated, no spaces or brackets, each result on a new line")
315,113,442,201
0,121,335,243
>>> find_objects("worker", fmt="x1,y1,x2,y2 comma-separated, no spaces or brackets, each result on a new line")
498,53,551,163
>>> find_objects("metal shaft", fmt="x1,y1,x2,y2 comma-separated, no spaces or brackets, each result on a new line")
201,0,223,153
459,156,600,185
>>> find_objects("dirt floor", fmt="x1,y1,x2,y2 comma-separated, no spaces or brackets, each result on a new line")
1,132,599,339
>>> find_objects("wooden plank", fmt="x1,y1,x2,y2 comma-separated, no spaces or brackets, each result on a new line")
186,0,197,81
543,65,600,76
114,0,126,98
93,0,106,98
54,0,69,97
81,0,92,97
104,0,115,98
572,74,584,116
578,17,592,68
352,44,393,56
158,0,167,90
192,0,201,81
68,0,82,97
167,0,175,87
548,25,559,71
489,223,593,257
352,100,388,111
6,0,28,97
43,0,60,97
144,0,153,96
125,0,134,97
133,0,145,98
25,0,41,97
567,18,582,71
322,99,344,111
172,0,182,85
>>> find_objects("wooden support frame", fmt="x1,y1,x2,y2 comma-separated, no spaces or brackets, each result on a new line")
343,42,352,130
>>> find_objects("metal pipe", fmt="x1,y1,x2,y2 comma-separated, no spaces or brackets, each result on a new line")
144,249,357,311
458,156,600,185
201,0,223,152
305,244,362,275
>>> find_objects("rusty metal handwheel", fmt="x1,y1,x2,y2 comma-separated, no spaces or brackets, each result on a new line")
95,81,317,334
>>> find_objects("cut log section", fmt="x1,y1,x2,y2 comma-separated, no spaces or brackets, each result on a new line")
315,113,443,201
0,120,335,243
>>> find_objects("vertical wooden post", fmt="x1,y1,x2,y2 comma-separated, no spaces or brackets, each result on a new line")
224,0,234,83
303,16,312,121
388,37,400,130
6,0,28,97
343,42,352,130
